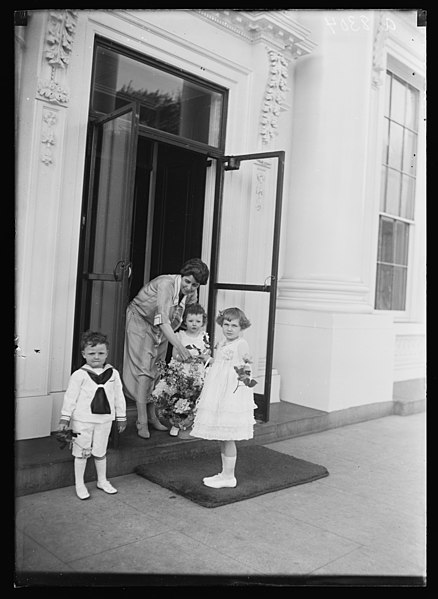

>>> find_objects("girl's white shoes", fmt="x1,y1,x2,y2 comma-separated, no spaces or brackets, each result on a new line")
169,426,179,436
203,473,237,488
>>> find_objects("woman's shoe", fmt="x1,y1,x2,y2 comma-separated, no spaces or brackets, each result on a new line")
136,421,150,439
149,419,168,431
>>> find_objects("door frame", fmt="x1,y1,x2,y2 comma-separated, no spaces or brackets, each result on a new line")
207,151,285,422
72,103,139,371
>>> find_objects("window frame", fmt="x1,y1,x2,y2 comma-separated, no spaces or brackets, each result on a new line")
89,35,229,157
374,62,424,319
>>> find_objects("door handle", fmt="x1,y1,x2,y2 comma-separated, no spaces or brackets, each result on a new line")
113,260,132,281
113,260,125,281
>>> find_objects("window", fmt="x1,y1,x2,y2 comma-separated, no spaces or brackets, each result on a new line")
375,71,419,311
91,42,226,149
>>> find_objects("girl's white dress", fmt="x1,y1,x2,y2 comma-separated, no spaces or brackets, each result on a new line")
191,337,257,441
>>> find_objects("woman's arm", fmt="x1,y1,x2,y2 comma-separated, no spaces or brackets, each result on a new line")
160,323,192,361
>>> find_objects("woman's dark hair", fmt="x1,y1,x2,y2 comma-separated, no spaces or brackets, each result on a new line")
216,307,251,330
180,258,209,285
81,330,109,351
184,303,207,325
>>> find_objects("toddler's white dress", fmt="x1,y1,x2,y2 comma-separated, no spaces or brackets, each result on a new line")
191,337,257,441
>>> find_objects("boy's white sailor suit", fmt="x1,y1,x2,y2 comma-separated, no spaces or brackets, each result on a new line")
60,363,127,457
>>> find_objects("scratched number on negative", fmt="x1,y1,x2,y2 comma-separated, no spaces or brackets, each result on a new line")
324,15,396,34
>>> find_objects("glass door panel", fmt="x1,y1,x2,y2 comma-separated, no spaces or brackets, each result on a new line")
209,151,285,422
75,105,138,371
216,157,278,285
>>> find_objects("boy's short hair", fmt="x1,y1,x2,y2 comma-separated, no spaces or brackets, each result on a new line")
80,330,109,351
184,303,207,325
180,258,209,285
216,307,251,330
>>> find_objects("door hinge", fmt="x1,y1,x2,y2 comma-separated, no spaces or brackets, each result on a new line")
223,156,241,171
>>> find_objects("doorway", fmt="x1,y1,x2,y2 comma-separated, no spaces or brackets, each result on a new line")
73,125,209,372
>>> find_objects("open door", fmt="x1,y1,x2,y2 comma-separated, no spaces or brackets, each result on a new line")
208,151,285,423
74,104,138,371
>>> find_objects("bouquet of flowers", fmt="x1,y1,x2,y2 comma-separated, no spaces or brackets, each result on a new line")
151,358,206,430
233,355,258,393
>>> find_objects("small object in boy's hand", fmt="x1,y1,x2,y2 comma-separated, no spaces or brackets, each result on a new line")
55,428,79,449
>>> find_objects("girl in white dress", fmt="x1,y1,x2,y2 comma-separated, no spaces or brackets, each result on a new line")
191,307,257,488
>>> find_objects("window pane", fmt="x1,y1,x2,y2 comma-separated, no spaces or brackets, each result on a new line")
92,45,224,147
405,85,418,131
400,175,415,220
388,121,403,169
375,263,393,310
402,130,417,175
390,77,406,124
386,168,401,216
377,217,394,263
392,266,407,310
394,220,409,265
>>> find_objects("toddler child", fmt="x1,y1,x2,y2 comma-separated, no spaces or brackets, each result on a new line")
58,330,127,499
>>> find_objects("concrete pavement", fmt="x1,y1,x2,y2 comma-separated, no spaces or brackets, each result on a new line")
15,412,426,586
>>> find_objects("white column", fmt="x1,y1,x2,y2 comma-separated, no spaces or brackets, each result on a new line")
275,11,394,412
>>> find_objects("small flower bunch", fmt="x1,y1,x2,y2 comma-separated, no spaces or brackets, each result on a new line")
233,355,258,393
55,428,79,450
152,358,206,430
185,332,211,364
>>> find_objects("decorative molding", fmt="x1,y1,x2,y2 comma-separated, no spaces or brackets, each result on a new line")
40,109,58,166
255,171,265,211
45,10,78,69
394,334,426,368
195,9,316,60
37,79,70,105
260,49,289,144
36,10,78,107
277,277,372,313
372,11,389,88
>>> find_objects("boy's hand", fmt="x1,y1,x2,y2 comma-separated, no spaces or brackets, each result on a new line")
117,421,127,434
58,419,69,431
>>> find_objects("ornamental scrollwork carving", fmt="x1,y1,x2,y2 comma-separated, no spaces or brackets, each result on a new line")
45,10,78,69
372,11,389,88
37,80,70,105
40,109,58,166
260,49,289,144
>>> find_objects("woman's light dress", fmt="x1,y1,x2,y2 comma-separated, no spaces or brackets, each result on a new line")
191,337,257,441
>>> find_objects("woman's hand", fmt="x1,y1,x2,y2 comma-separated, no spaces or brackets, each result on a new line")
175,345,192,362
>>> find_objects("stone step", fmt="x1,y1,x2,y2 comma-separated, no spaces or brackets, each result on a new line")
15,398,425,496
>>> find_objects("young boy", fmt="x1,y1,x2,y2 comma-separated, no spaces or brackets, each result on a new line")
58,330,127,499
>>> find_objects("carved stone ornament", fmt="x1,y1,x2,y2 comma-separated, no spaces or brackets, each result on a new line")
40,109,57,165
45,10,78,69
37,79,70,105
195,10,316,59
260,50,289,144
372,11,389,88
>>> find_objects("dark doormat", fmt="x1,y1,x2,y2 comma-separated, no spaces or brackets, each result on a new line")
135,444,329,508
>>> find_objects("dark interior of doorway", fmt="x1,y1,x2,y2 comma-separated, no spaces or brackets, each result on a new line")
129,137,208,302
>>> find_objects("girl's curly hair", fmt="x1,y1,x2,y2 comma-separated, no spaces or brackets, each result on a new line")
216,307,251,330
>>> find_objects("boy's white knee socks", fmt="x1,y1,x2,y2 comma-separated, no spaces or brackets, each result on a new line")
74,457,90,499
94,456,107,483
